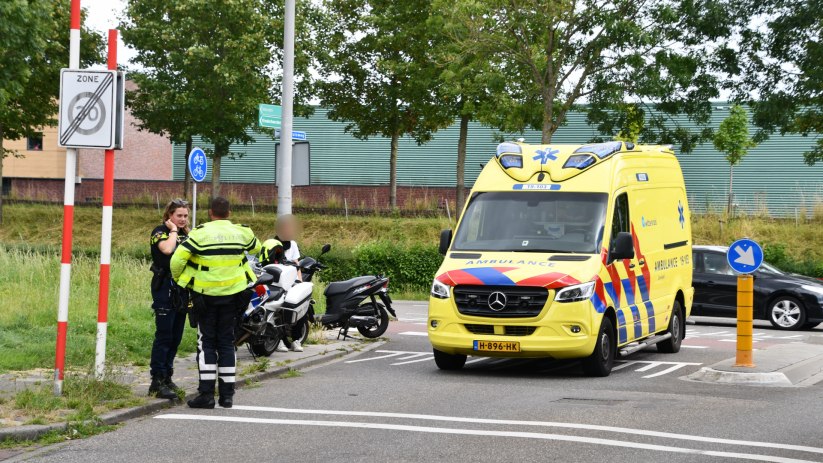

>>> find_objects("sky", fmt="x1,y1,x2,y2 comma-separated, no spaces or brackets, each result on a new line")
80,0,138,70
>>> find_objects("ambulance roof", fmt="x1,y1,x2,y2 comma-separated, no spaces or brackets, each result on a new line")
494,141,676,183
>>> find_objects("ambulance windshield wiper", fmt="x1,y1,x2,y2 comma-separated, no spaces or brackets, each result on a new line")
503,249,575,253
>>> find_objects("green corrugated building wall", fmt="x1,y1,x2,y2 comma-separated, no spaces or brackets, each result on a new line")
173,105,822,216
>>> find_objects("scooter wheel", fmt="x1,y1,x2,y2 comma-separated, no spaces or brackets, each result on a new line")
357,303,390,338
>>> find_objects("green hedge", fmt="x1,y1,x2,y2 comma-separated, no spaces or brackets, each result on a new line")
763,242,823,278
303,241,443,291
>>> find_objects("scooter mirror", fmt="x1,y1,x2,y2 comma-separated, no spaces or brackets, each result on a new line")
321,244,331,255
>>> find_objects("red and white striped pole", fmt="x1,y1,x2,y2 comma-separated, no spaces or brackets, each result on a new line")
55,0,82,397
94,29,118,379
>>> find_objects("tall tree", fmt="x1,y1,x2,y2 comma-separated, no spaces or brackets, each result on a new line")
732,0,823,165
438,0,738,151
121,0,321,200
0,1,104,225
319,0,453,209
430,10,508,212
714,105,756,214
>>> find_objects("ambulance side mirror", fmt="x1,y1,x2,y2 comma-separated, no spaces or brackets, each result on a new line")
609,232,635,263
439,229,453,256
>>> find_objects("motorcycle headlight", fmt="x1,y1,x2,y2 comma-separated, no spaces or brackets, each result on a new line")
431,279,451,299
554,281,596,303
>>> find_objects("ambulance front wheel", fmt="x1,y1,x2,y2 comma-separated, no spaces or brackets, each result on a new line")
581,317,615,377
433,348,467,370
657,301,684,353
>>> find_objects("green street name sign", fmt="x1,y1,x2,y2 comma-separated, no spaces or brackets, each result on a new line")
259,104,282,129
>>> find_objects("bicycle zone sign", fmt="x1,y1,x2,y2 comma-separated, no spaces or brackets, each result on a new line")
188,148,208,182
58,69,126,150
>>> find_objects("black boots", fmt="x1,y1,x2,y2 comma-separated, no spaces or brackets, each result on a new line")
163,371,180,391
187,393,216,409
148,373,178,400
218,396,233,408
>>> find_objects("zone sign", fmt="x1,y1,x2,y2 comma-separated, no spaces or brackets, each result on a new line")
58,69,126,150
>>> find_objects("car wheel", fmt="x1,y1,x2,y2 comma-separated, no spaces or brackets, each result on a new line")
768,296,806,330
432,348,467,370
657,301,684,353
581,317,615,377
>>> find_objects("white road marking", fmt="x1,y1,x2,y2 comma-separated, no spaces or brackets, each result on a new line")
719,339,758,343
464,357,489,364
642,363,691,378
635,362,663,372
156,414,821,462
681,345,709,349
696,331,732,336
217,406,823,455
398,331,428,336
610,361,639,371
391,356,433,366
395,353,430,361
344,352,405,363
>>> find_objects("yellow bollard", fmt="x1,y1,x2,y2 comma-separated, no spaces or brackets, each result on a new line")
733,274,756,367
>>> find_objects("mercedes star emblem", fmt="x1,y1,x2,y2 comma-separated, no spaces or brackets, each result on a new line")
488,291,507,311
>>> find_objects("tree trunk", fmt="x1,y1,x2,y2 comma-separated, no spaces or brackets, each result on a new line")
456,113,469,213
211,148,222,201
542,100,554,144
183,136,192,199
389,131,399,209
0,123,4,226
727,164,734,216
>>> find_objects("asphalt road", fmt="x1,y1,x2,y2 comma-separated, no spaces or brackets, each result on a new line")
19,301,823,463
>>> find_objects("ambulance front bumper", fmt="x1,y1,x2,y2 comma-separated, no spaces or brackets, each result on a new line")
427,296,600,359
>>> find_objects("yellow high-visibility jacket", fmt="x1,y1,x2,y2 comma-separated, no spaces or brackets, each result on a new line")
170,219,262,296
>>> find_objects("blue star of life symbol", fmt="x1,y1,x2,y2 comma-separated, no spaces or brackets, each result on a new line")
532,148,560,164
678,200,685,229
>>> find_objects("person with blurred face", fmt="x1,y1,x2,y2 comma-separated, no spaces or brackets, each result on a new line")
148,199,191,399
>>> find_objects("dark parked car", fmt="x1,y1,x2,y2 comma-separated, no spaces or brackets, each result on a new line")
692,245,823,330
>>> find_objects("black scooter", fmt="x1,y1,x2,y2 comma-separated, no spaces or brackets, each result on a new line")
299,244,396,339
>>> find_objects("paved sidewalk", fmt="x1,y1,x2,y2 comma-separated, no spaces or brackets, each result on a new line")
0,330,367,428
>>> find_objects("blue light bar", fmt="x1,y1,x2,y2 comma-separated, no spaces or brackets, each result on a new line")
497,142,522,156
563,154,595,169
499,155,523,169
573,141,623,159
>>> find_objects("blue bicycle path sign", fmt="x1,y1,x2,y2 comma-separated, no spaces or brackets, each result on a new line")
188,148,208,183
726,238,764,274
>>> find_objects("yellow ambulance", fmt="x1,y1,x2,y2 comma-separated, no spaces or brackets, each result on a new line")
429,141,694,376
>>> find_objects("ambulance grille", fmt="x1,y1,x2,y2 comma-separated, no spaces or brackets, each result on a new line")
463,324,538,336
454,285,549,318
464,324,495,335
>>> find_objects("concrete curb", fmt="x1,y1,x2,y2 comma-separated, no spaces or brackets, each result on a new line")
687,367,793,386
686,343,823,387
0,340,383,443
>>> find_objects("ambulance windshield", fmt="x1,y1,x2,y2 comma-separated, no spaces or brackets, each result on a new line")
452,191,608,254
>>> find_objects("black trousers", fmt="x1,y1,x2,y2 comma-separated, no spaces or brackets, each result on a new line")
195,293,240,396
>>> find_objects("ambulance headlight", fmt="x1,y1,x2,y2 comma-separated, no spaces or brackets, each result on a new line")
431,280,451,299
563,154,595,169
497,142,522,156
499,155,523,169
554,281,596,303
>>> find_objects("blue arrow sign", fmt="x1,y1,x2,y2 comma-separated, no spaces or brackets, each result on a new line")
188,148,208,183
726,238,764,274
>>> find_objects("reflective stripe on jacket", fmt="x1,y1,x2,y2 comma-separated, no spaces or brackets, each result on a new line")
170,220,262,296
259,238,284,266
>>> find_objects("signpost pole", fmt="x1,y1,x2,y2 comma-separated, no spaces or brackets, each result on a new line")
727,237,762,369
733,274,756,367
193,183,197,227
277,0,296,217
94,30,118,379
55,0,82,397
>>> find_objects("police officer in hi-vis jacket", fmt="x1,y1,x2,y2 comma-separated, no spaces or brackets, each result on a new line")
170,197,262,409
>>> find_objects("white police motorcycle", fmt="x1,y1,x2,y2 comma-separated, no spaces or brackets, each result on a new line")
234,259,314,357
